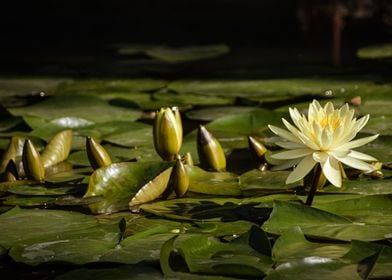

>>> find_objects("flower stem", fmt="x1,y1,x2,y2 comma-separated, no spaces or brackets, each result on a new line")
306,164,323,206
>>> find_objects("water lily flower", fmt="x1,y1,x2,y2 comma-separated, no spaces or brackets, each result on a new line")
153,107,183,161
268,100,378,187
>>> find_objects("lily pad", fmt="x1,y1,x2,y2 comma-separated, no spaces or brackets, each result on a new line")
8,94,142,123
58,79,166,94
263,201,392,241
85,161,171,214
145,45,230,63
357,44,392,60
55,265,164,280
0,207,102,248
186,106,259,122
239,170,299,195
153,91,234,107
272,226,350,262
175,233,272,277
187,166,241,196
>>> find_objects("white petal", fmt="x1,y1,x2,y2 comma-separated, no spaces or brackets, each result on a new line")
286,155,316,184
324,102,334,115
313,152,328,163
336,155,376,171
347,150,377,161
275,141,306,149
355,114,369,132
321,156,341,187
338,134,379,150
271,148,313,159
271,159,301,171
268,125,302,144
319,128,331,148
283,118,320,150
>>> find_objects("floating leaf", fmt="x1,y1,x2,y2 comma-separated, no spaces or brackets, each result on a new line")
272,226,350,262
265,258,360,280
8,94,141,123
145,45,230,63
85,161,171,214
186,165,241,196
263,201,392,241
357,44,392,59
176,234,272,277
55,265,164,280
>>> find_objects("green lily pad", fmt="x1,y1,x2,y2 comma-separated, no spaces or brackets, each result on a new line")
357,44,392,59
175,234,272,277
0,207,102,248
265,258,360,280
184,109,286,151
85,161,171,214
239,170,299,195
272,226,350,262
145,45,230,63
8,94,141,123
343,240,392,279
153,91,234,107
187,166,241,196
169,78,384,99
263,201,392,241
323,177,392,195
6,184,82,196
2,195,55,207
55,264,163,280
10,238,115,266
356,135,392,162
57,79,166,94
186,106,259,122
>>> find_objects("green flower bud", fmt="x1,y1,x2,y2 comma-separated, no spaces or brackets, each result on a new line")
182,152,194,166
3,159,19,182
248,136,269,171
153,107,183,161
171,156,189,197
197,125,226,172
22,139,45,181
86,136,112,170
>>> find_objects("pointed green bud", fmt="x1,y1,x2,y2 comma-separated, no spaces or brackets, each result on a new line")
248,136,270,171
171,155,189,197
41,129,73,168
153,107,183,161
22,139,45,181
197,125,226,172
86,136,112,170
0,136,23,173
3,159,19,182
182,152,194,166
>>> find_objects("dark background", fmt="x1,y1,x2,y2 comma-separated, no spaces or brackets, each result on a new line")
0,0,391,77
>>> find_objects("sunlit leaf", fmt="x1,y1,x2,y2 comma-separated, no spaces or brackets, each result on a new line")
85,161,171,214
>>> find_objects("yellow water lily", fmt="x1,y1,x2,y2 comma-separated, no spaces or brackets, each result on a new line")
268,100,378,187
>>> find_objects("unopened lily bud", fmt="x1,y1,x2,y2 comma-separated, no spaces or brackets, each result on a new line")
153,107,183,161
182,152,194,166
22,139,45,181
86,136,112,170
171,156,189,197
0,136,23,173
3,159,19,182
197,125,226,171
248,136,270,171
